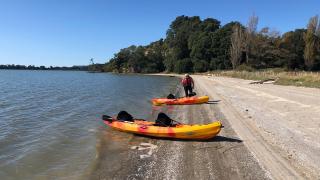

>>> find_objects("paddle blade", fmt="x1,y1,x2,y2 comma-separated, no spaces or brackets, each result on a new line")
102,115,113,122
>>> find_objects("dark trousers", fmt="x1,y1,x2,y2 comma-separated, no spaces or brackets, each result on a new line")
184,85,193,97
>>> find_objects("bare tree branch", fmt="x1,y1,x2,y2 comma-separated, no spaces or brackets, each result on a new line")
245,13,259,64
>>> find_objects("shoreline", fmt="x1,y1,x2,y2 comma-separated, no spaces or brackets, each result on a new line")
90,74,268,179
91,73,320,179
144,70,320,89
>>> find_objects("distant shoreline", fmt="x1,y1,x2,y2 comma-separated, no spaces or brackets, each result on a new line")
146,70,320,89
0,64,88,71
0,69,88,72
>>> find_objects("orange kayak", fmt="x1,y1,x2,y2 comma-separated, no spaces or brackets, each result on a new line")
102,118,222,140
152,96,209,106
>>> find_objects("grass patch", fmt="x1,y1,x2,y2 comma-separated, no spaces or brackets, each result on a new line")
208,70,320,88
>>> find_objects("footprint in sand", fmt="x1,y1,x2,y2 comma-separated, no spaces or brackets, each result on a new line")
131,142,158,159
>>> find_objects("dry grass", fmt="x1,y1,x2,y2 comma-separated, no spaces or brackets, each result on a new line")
208,70,320,88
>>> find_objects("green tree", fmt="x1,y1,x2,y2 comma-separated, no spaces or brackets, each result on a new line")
230,24,244,69
144,39,166,72
174,58,193,73
103,15,320,73
211,22,241,70
193,59,208,72
165,16,201,61
279,29,306,70
304,15,320,70
188,32,213,61
188,18,220,61
247,28,292,69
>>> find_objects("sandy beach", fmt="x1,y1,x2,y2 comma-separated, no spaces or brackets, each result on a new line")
91,74,320,179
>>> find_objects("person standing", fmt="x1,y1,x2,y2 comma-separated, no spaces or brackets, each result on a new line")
181,74,194,97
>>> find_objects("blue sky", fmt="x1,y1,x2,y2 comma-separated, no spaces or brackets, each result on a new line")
0,0,319,66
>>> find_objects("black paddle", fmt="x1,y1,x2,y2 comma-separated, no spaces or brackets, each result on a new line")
102,115,113,122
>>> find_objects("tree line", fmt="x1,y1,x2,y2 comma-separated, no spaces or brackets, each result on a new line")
101,15,320,73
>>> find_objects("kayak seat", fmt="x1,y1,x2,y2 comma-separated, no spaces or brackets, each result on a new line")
166,94,176,99
155,112,174,127
117,111,133,122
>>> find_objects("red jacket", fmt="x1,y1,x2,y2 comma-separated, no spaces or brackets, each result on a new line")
181,77,194,87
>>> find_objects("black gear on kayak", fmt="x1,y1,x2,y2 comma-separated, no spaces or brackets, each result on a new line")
102,115,113,122
167,94,176,99
117,111,133,122
155,112,173,127
189,92,197,97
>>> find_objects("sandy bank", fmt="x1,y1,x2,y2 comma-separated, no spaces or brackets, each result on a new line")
155,74,320,178
90,74,269,180
90,73,320,179
194,75,320,179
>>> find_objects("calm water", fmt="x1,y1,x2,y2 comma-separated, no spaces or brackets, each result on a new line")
0,70,178,179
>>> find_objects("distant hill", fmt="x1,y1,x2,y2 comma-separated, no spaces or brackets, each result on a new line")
0,64,88,71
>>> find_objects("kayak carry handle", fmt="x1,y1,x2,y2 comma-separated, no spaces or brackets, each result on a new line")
102,115,113,122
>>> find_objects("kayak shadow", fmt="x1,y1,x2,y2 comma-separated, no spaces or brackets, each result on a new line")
206,100,221,104
209,135,242,143
134,134,242,143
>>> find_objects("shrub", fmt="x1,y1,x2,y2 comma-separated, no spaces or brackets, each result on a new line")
193,59,208,72
236,64,255,72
